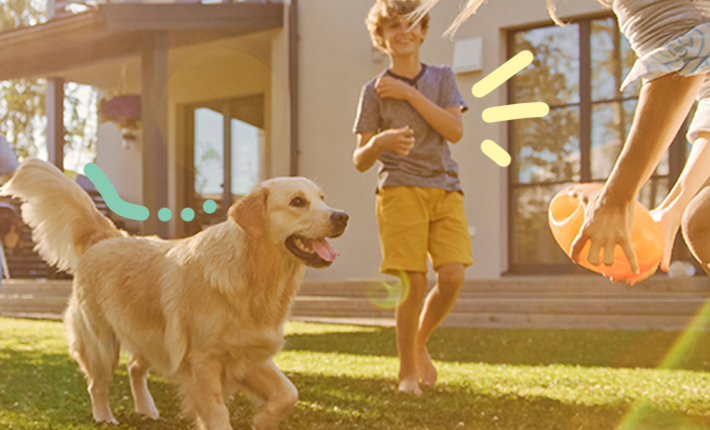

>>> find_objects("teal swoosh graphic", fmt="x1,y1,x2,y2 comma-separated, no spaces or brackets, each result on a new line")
84,163,150,221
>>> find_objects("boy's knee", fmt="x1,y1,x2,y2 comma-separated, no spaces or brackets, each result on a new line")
435,264,465,295
404,271,428,300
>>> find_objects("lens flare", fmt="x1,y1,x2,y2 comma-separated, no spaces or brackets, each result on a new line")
616,298,710,429
365,270,410,310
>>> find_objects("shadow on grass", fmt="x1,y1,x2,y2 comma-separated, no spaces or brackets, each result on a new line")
284,326,710,371
3,347,710,430
236,371,710,430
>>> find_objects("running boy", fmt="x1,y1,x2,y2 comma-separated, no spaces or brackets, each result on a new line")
353,0,473,396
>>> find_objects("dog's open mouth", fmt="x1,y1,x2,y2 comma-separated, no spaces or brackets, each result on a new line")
285,235,338,268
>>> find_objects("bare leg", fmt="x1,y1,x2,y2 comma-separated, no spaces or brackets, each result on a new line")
651,134,710,271
682,186,710,276
127,353,160,420
239,360,299,430
395,271,427,395
416,263,464,386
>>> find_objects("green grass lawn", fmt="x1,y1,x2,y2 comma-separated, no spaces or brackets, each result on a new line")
3,317,710,429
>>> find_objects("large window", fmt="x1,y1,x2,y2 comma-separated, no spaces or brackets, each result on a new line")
507,15,689,274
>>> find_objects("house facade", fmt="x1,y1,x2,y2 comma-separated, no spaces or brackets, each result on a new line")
0,0,695,282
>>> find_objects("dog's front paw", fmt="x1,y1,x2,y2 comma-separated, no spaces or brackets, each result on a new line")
135,401,160,420
138,409,160,421
95,416,119,425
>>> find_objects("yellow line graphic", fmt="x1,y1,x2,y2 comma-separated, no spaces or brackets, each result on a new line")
481,140,511,167
482,102,550,123
472,50,533,98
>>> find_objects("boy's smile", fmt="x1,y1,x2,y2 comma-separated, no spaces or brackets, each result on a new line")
381,18,427,57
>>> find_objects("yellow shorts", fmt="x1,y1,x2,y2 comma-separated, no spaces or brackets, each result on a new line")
376,186,474,276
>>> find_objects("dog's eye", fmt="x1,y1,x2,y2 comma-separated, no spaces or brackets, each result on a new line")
290,197,307,208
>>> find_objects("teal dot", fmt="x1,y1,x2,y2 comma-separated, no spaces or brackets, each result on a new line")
158,208,172,222
181,208,195,222
203,200,217,214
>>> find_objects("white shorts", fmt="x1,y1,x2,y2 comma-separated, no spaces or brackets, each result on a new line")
621,23,710,143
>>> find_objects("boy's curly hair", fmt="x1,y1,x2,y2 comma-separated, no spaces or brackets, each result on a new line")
366,0,430,53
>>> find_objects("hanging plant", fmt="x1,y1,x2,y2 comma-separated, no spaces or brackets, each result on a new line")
97,94,141,148
98,94,140,129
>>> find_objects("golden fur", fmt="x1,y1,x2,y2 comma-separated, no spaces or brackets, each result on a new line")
2,157,348,430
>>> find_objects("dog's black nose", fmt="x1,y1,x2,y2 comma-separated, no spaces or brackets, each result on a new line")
330,211,349,229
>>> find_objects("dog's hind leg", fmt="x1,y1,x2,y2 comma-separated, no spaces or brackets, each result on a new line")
240,360,298,430
127,353,160,420
64,299,121,424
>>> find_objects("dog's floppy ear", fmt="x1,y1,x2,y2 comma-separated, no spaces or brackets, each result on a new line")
229,185,269,239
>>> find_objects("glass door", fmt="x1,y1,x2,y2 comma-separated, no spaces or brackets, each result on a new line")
186,94,265,234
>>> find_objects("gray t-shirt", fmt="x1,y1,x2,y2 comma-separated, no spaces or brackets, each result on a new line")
353,64,468,192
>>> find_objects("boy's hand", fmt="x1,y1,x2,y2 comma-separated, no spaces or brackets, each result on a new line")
375,77,414,101
376,126,415,156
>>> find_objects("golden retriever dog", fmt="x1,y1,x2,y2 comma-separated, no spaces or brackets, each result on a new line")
2,157,348,430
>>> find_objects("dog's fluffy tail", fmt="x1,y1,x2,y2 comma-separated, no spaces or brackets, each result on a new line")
1,157,123,273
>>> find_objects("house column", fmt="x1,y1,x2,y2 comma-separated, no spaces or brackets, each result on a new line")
46,78,64,170
141,32,169,238
45,0,64,170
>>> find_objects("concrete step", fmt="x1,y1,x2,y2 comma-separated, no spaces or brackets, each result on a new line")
3,277,710,330
299,276,710,297
0,279,73,295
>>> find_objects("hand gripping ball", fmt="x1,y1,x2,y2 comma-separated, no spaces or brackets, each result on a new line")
548,183,663,282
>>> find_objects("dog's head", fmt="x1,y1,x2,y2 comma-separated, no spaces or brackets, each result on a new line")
228,177,348,268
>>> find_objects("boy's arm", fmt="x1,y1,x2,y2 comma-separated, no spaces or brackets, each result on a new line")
375,76,463,143
353,127,415,173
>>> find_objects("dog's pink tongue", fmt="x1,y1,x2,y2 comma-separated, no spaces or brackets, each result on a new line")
312,239,338,262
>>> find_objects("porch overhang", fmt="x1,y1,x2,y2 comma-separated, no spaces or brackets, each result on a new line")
0,2,284,81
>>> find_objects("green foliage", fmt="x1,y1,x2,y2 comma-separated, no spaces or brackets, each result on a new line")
0,0,47,157
64,83,98,163
0,79,46,158
0,0,96,162
0,0,45,31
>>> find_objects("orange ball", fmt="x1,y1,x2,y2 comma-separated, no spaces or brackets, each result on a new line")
548,183,663,282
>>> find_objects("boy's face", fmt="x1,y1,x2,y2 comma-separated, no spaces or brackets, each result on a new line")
379,17,427,57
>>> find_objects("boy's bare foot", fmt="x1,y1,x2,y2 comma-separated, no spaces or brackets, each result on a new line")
398,375,423,396
416,347,437,386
